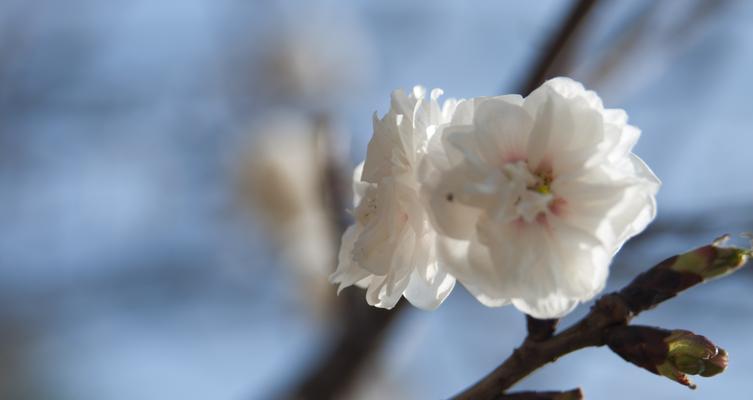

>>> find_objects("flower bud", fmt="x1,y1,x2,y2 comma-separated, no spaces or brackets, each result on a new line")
659,330,728,386
669,234,750,280
619,235,751,313
607,326,727,389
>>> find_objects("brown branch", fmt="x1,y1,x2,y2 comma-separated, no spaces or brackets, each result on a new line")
451,294,627,400
525,315,559,342
286,292,405,399
497,388,583,400
450,240,749,400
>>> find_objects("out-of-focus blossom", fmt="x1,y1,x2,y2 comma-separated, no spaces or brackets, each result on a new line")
255,10,374,108
422,77,660,318
331,87,458,310
242,112,336,310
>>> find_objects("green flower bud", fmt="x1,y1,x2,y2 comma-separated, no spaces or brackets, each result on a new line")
657,330,728,388
607,326,727,390
669,235,750,280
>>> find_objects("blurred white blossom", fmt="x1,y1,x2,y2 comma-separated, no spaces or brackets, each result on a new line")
422,77,660,318
256,8,374,108
242,112,336,309
331,87,458,310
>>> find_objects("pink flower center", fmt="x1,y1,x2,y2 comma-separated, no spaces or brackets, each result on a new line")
501,160,563,225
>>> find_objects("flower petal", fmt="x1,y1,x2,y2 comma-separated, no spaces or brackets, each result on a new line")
330,225,372,293
512,293,578,319
473,96,533,164
403,262,456,310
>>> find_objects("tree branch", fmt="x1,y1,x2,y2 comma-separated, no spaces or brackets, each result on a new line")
451,240,749,400
497,388,583,400
286,293,405,399
525,315,559,342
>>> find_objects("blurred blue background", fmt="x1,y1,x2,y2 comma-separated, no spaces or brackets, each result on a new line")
1,0,752,399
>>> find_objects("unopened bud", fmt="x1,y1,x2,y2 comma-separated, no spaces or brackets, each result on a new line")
607,326,727,389
619,235,751,314
658,330,728,388
669,234,750,280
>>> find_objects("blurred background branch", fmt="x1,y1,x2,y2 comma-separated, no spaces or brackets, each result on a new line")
516,0,598,95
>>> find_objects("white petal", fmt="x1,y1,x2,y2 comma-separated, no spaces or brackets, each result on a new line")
543,77,603,110
352,162,369,206
422,166,483,240
468,290,511,307
391,88,418,116
547,215,610,300
605,124,641,164
365,273,410,309
512,293,578,319
403,263,456,310
441,97,461,124
330,225,371,293
473,97,533,164
450,97,478,125
362,113,401,183
436,236,511,307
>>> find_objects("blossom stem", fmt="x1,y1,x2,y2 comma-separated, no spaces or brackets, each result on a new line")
525,315,559,342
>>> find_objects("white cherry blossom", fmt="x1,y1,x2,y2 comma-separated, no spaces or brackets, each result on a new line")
422,77,660,318
330,87,458,310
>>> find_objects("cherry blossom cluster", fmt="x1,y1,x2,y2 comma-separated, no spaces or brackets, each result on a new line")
331,78,660,318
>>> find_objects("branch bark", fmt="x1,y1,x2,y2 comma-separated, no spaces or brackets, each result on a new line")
525,315,559,342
